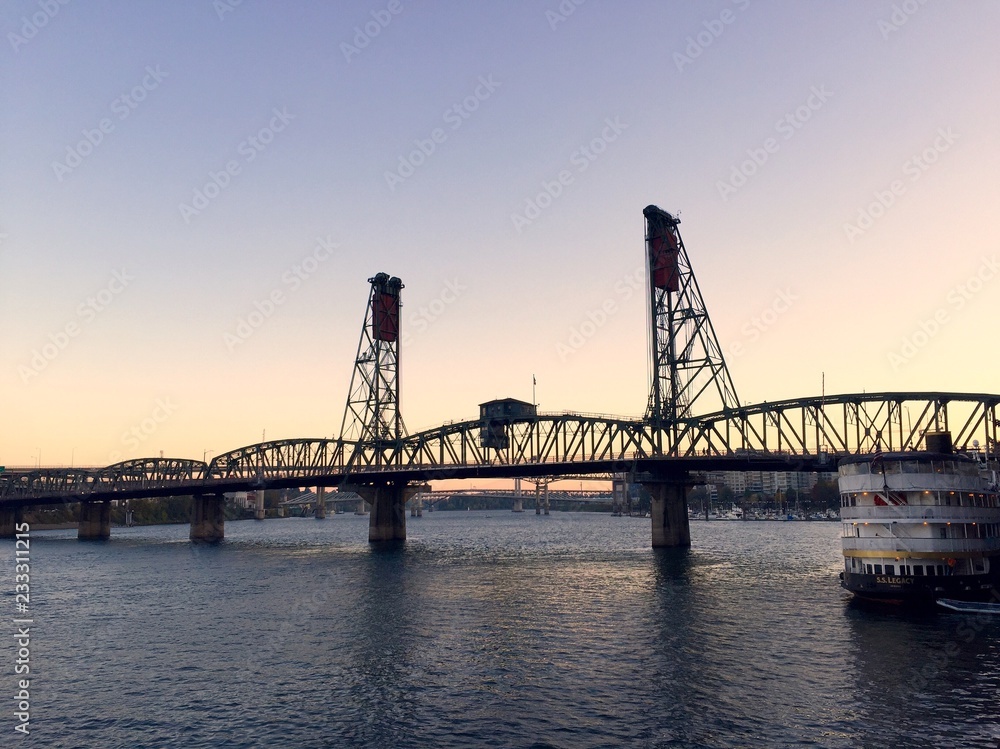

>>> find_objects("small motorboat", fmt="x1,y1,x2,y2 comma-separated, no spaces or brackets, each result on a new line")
935,598,1000,614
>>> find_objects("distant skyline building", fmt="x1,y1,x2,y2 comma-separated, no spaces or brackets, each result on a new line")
704,470,836,497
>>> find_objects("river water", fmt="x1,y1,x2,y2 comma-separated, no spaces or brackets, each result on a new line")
4,512,1000,748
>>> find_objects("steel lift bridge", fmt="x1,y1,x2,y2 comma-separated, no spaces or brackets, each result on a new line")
3,206,998,546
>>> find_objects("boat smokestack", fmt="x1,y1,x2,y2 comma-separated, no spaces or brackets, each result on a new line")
925,431,953,454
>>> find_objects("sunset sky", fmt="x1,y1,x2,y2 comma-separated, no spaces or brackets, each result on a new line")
2,1,998,468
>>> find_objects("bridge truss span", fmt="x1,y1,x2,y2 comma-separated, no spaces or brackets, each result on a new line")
398,415,657,471
207,439,351,482
2,393,997,503
674,392,1000,458
0,458,209,503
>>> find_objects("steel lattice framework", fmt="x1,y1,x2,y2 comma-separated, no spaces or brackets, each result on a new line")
4,206,999,506
5,392,996,504
339,272,406,467
644,205,740,434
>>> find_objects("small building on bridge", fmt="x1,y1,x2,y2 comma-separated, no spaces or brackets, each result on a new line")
479,398,537,449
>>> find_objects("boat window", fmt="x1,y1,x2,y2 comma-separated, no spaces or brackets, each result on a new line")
874,564,883,574
866,564,873,574
975,561,985,573
939,528,948,539
927,566,935,576
883,564,893,575
914,565,924,576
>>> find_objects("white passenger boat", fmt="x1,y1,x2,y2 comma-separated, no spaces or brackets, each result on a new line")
838,432,1000,605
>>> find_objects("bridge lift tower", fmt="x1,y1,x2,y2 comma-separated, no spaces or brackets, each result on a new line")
340,272,406,464
644,205,740,444
339,272,422,542
642,205,741,545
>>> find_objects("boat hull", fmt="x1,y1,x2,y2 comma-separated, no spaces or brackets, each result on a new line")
842,570,999,605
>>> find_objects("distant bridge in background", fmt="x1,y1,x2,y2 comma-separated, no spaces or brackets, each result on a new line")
3,205,998,545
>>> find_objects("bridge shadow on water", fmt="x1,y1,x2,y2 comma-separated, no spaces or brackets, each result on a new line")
651,546,694,582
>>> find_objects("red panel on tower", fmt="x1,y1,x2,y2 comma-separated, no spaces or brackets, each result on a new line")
650,230,680,291
372,292,400,341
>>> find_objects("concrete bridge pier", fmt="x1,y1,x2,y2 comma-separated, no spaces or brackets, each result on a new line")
314,487,326,519
345,482,428,543
253,490,266,520
643,476,691,548
355,499,367,515
543,484,550,515
365,484,407,543
535,485,541,515
78,500,111,540
191,494,225,542
410,494,423,518
0,507,24,538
